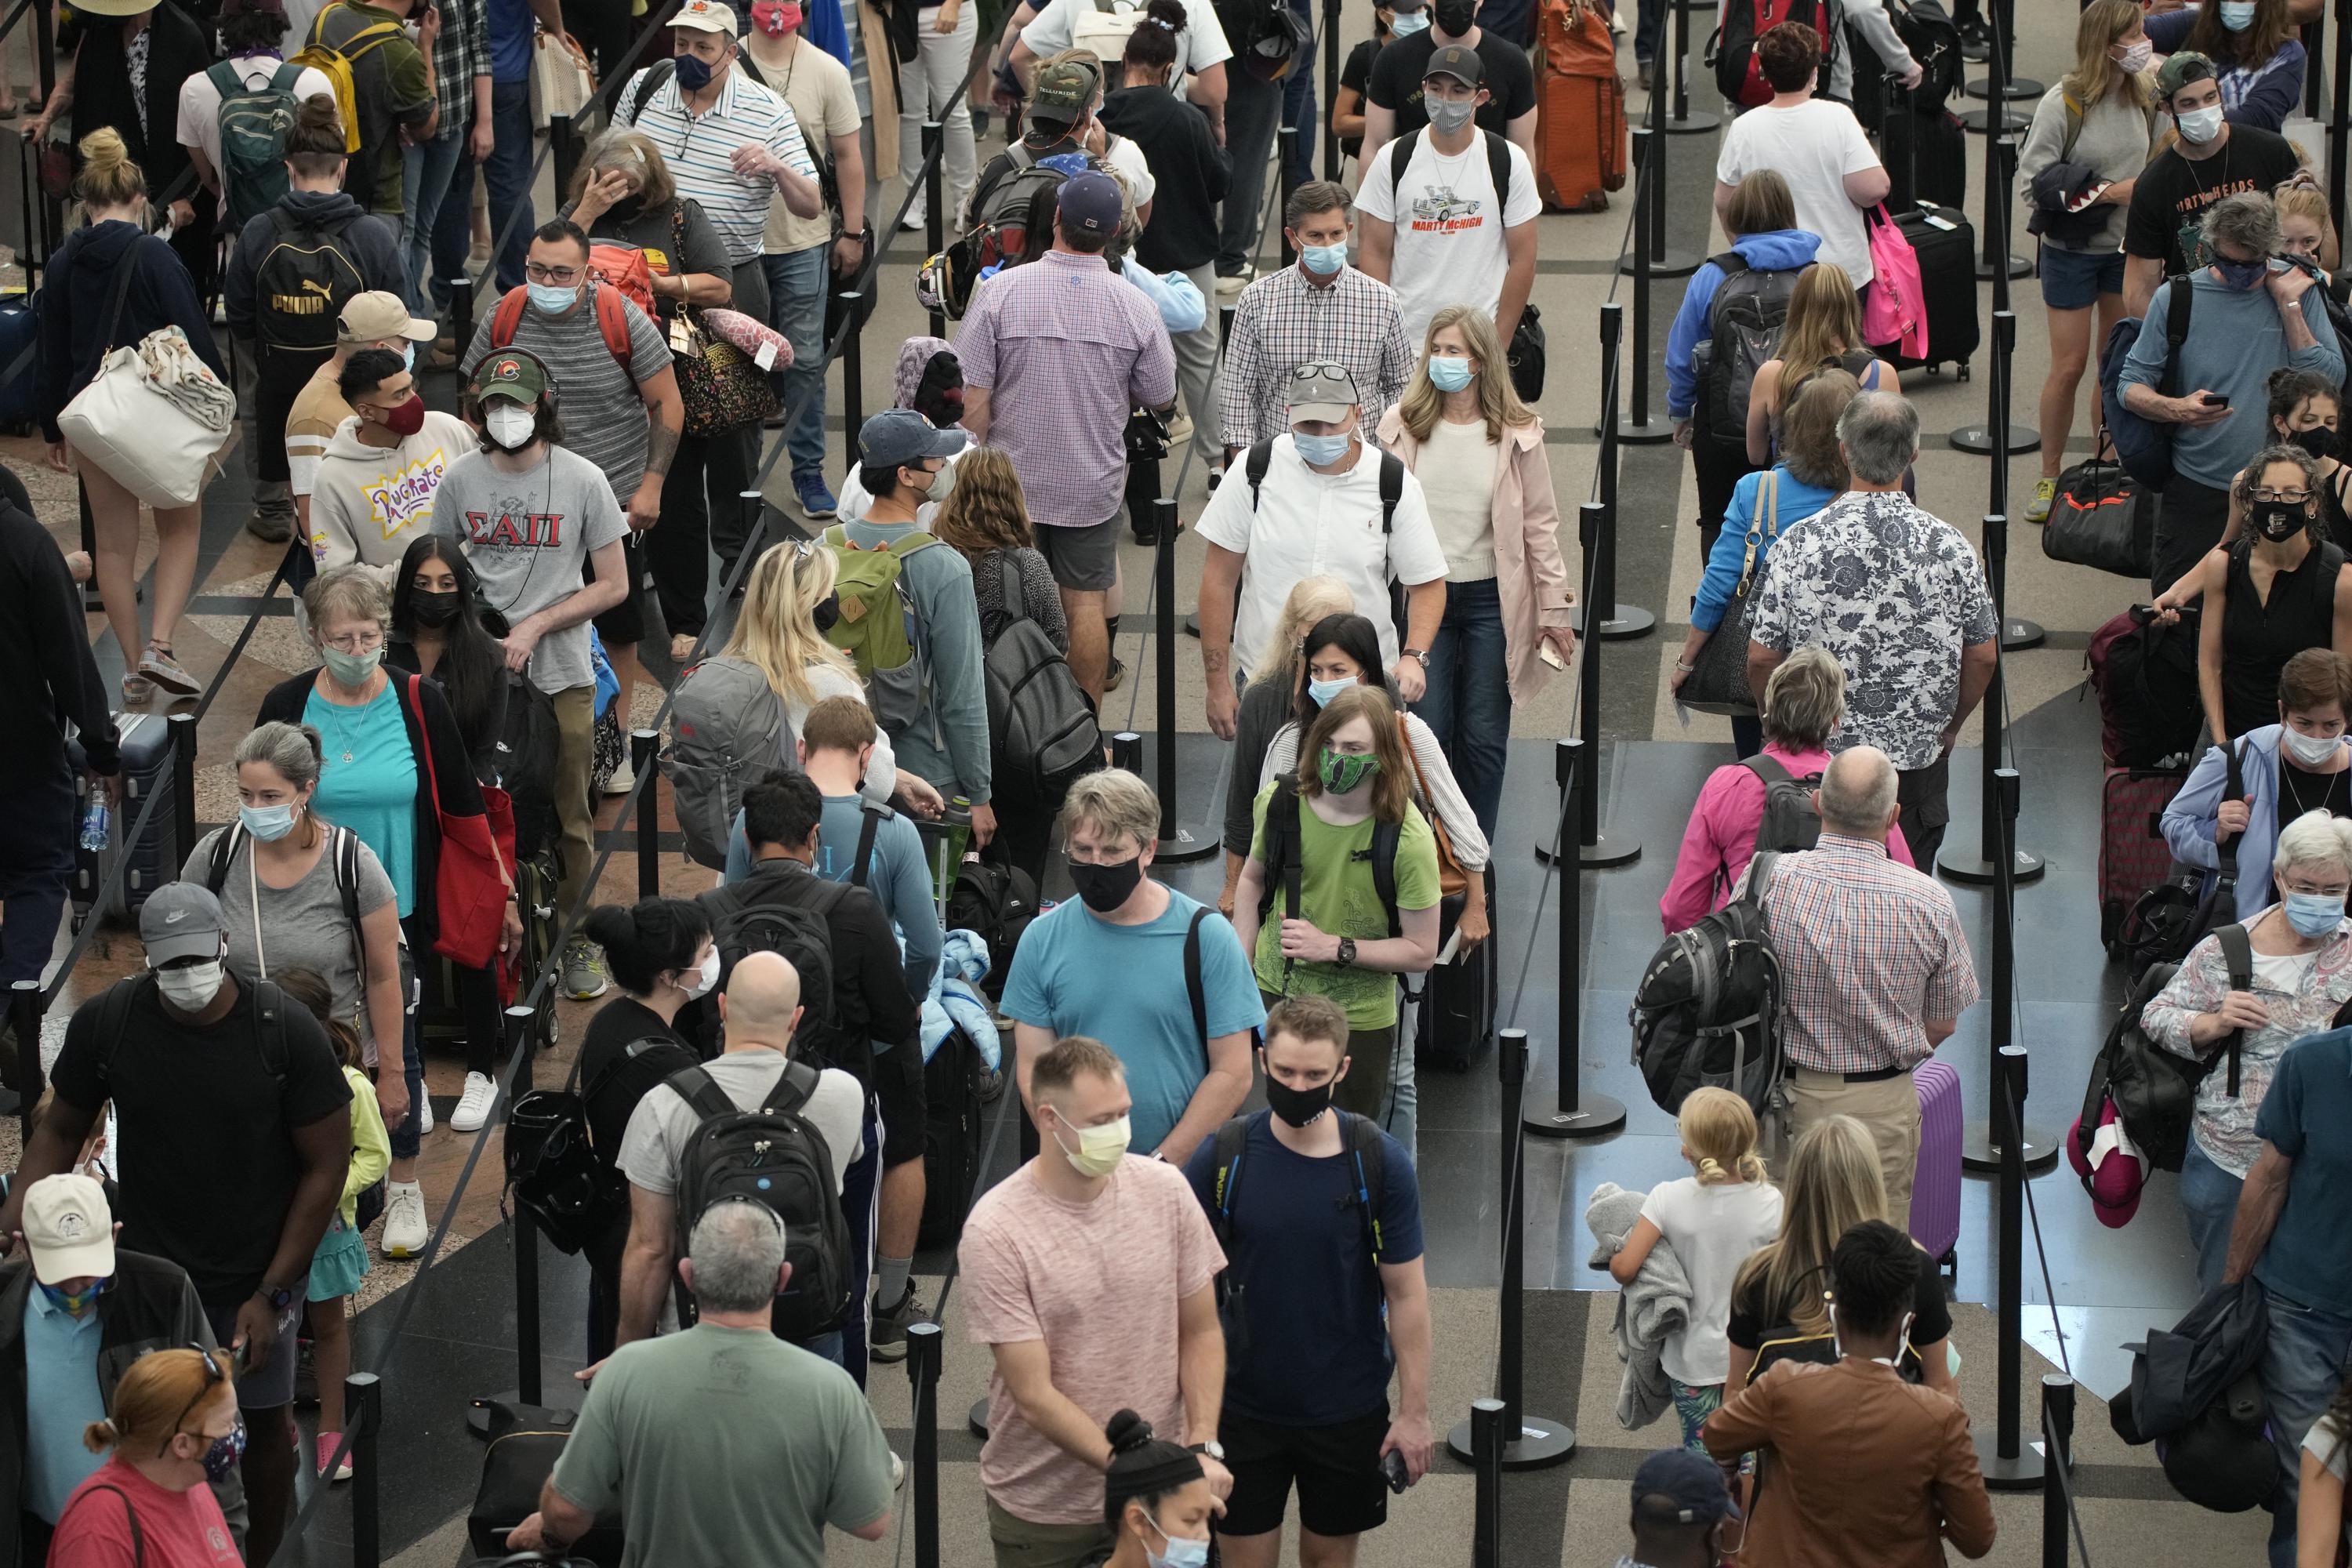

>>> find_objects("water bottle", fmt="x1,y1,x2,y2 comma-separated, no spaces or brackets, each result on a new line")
78,797,109,853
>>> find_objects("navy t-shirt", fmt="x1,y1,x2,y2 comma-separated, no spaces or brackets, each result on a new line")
2254,1026,2352,1316
1183,1111,1425,1425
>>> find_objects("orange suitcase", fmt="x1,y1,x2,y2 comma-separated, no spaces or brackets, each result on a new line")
1536,0,1627,211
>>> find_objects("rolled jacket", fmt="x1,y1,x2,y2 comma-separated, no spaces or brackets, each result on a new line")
2162,724,2285,926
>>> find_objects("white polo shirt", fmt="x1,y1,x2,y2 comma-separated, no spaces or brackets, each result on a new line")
1192,433,1449,672
612,62,818,264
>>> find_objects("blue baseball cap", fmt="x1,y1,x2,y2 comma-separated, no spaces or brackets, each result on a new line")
1632,1448,1740,1526
1058,171,1125,238
858,408,966,474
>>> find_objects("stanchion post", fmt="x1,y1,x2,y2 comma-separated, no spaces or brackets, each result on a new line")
1973,1042,2045,1488
1963,0,2038,117
923,122,947,340
1661,0,1719,133
550,114,579,204
1470,1397,1504,1568
907,1321,943,1568
1528,741,1626,1136
2041,1375,2075,1568
1960,768,2059,1167
1111,731,1142,775
633,729,659,899
1940,509,2045,879
738,488,767,567
1150,498,1215,861
839,287,866,434
1591,309,1657,633
346,1372,383,1568
1277,125,1299,267
504,1004,543,1407
169,711,197,872
2332,0,2351,258
1575,501,1644,867
1323,0,1344,177
2303,16,2325,120
451,275,475,361
9,980,43,1149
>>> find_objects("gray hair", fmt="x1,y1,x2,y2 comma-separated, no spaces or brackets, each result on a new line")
2273,808,2352,885
1835,391,1920,485
1817,745,1898,836
234,720,324,795
1058,768,1161,853
303,565,387,637
686,1199,789,1314
582,128,651,184
2201,191,2283,261
1761,645,1846,750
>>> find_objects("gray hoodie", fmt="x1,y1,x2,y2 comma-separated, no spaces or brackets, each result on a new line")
310,409,480,586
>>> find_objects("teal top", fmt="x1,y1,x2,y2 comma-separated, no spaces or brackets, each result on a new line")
307,683,420,918
22,1288,105,1523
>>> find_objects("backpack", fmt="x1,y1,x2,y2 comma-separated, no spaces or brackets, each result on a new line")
982,553,1105,811
1630,851,1786,1116
1740,754,1822,855
2074,924,2249,1180
1204,1109,1387,1350
2116,739,2244,980
820,525,943,739
203,822,369,1032
1712,0,1832,107
292,5,406,154
90,973,291,1101
586,243,657,319
1743,1266,1929,1385
1073,0,1147,60
1691,252,1801,457
1245,438,1407,636
210,61,307,232
491,673,562,862
2099,277,2194,492
490,282,636,380
2085,604,2204,768
253,206,368,356
706,877,862,1076
667,1058,855,1342
662,655,787,871
961,145,1103,279
1255,774,1402,986
946,858,1040,1001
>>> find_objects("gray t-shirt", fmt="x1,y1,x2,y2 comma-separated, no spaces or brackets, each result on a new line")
183,825,397,1059
434,445,629,697
616,1046,866,1198
459,281,673,496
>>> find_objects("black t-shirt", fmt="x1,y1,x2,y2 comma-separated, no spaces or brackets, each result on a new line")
1339,38,1381,159
577,996,698,1167
1724,1255,1955,1371
1099,87,1229,273
52,976,350,1306
2278,756,2352,821
1365,30,1538,143
2123,125,2303,278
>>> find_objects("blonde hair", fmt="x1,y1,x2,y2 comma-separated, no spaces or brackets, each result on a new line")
1680,1087,1768,1186
1396,305,1536,445
2275,174,2332,244
1730,1114,1886,1334
2063,0,2156,113
85,1348,232,1456
933,446,1036,559
1058,768,1163,854
1775,264,1867,405
723,542,858,710
1249,575,1355,690
74,128,146,210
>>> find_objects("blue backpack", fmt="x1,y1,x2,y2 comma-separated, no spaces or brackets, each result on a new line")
2098,276,2194,492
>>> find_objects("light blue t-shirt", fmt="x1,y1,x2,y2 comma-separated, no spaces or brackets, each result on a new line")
999,890,1266,1156
814,793,941,1004
307,684,419,918
22,1290,106,1523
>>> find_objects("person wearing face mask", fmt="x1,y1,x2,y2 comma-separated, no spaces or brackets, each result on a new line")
1178,996,1432,1568
308,348,477,590
277,292,438,554
1220,575,1354,917
1094,1412,1214,1568
5,882,350,1568
1704,1220,1994,1568
836,339,974,524
2120,53,2302,317
960,1035,1233,1568
2143,808,2352,1294
0,1175,247,1567
1003,768,1261,1172
1358,0,1537,169
2145,0,2306,134
2270,173,2343,278
51,1348,254,1568
384,534,510,779
1332,1,1406,162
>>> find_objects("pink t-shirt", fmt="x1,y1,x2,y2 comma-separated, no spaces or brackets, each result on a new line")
958,1155,1225,1525
1657,744,1917,934
50,1457,240,1568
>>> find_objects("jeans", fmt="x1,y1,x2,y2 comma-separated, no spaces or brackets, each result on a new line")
2259,1288,2352,1566
400,128,468,316
1416,575,1511,843
763,245,830,481
2180,1138,2243,1296
898,2,978,223
385,1010,427,1161
1218,65,1287,274
0,758,74,988
434,79,533,304
1635,0,1664,62
1381,996,1419,1161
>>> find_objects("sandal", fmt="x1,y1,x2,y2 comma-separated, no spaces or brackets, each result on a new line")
137,642,200,698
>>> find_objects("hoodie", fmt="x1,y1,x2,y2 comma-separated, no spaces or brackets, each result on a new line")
309,409,478,586
0,468,116,793
1664,229,1821,421
222,190,405,345
38,220,225,441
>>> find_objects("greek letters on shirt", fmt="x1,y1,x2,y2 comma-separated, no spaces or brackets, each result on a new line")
461,505,568,549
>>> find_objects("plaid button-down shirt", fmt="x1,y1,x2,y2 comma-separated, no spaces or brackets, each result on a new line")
1216,263,1414,449
429,0,490,136
1750,834,1980,1074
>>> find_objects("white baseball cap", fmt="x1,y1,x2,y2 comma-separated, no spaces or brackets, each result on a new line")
23,1174,114,1285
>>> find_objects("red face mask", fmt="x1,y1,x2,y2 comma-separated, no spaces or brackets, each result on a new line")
751,1,801,34
376,393,427,437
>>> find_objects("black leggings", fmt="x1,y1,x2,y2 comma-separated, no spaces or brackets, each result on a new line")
647,430,759,637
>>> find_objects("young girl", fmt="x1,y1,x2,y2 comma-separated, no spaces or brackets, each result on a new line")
1609,1087,1784,1450
278,967,391,1483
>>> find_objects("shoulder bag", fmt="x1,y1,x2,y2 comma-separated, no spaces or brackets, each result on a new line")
56,236,234,508
403,673,510,970
668,204,782,437
1679,468,1781,715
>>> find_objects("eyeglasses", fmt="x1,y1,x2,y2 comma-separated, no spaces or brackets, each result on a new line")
159,1343,226,1457
523,263,583,285
321,630,385,654
2253,488,2314,504
2282,878,2351,899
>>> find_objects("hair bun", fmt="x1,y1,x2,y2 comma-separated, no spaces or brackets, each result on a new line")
1105,1410,1153,1454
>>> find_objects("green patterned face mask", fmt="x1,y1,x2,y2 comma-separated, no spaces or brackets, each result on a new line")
1318,746,1380,793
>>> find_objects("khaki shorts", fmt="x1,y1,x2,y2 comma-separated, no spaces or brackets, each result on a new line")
985,1496,1113,1568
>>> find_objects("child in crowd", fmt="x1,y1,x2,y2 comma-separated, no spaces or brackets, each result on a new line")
1608,1087,1784,1450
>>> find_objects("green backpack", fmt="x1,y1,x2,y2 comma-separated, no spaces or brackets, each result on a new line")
211,60,306,231
821,525,942,738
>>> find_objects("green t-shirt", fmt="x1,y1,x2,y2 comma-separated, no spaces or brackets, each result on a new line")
547,1323,894,1566
1247,780,1442,1029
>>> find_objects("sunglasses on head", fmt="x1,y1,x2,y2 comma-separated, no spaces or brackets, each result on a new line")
159,1342,227,1457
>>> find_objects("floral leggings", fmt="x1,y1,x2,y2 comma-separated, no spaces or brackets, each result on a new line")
1669,1380,1723,1452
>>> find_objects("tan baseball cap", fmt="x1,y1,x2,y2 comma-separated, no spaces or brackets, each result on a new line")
673,0,740,33
1286,360,1361,424
23,1174,114,1285
339,291,436,345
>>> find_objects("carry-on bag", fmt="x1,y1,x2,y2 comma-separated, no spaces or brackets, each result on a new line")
56,236,234,508
2044,452,2153,579
71,713,180,929
1414,882,1497,1071
2100,764,2193,952
1910,1058,1962,1277
1533,0,1626,212
468,1402,623,1563
917,1021,987,1250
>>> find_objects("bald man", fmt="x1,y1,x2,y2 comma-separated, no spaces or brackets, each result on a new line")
611,951,868,1360
1733,746,1980,1226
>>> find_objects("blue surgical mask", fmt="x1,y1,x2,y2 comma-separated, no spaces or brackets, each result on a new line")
673,51,714,89
2220,0,2256,27
1427,354,1475,392
1306,673,1356,707
1389,6,1428,31
1299,241,1348,276
2285,891,2346,937
1145,1519,1210,1568
526,281,579,315
401,339,416,372
240,800,301,842
1293,430,1352,466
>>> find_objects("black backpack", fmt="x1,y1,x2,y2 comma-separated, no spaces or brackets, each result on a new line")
1631,851,1786,1116
1203,1109,1387,1352
491,673,562,862
2077,924,2252,1177
1713,0,1832,107
667,1058,854,1342
1692,253,1800,458
253,205,367,356
1740,755,1823,855
1256,774,1400,988
705,877,862,1077
946,858,1040,1001
1246,440,1407,638
982,553,1105,812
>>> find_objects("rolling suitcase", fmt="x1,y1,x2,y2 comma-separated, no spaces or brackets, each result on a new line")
1882,104,1969,211
466,1402,623,1564
2100,765,2190,952
1533,0,1626,212
71,712,180,931
1413,882,1497,1071
1873,79,1979,375
1910,1058,1962,1279
916,1022,985,1250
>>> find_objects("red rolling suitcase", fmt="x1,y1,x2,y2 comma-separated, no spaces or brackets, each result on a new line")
2100,766,2190,952
1910,1058,1962,1279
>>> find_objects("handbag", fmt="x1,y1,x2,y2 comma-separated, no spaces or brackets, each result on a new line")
402,674,510,971
2043,450,2152,579
1398,713,1469,898
56,236,234,509
668,205,781,437
526,26,594,130
1861,204,1929,361
1508,302,1545,403
1679,468,1782,715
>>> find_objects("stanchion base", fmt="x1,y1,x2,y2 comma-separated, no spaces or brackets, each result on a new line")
1974,250,2035,281
1184,612,1200,638
1617,415,1678,445
2001,618,2045,652
970,1397,991,1439
1662,111,1720,135
1153,818,1221,865
1961,1118,2065,1174
1936,842,2046,885
1568,604,1658,641
1445,1414,1578,1469
1960,107,2029,135
1531,831,1644,868
1618,246,1704,279
1949,422,2040,455
1525,1090,1628,1139
1971,1422,2048,1490
1963,74,2044,100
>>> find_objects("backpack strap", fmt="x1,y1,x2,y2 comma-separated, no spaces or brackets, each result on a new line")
89,972,154,1102
590,283,635,372
269,60,306,92
2216,921,2253,1097
666,1063,739,1122
206,59,245,101
1377,449,1403,539
629,57,677,124
1371,818,1402,940
1710,249,1748,281
1743,848,1781,907
760,1054,821,1116
1738,754,1795,789
1246,439,1273,510
582,1034,683,1106
1386,128,1421,205
1208,1112,1252,1244
1341,1109,1388,1264
205,822,246,894
250,978,292,1086
2217,737,2245,884
1258,774,1304,924
1184,906,1210,1063
1479,129,1511,219
489,287,527,349
851,800,889,887
2160,274,2194,392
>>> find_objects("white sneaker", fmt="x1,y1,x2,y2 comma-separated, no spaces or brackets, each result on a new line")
417,1090,434,1135
451,1071,497,1133
891,1451,905,1490
604,759,635,797
380,1181,428,1258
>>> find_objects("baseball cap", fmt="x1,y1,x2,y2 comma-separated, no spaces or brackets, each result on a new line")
1631,1448,1740,1527
2156,50,2216,100
1286,360,1361,424
1033,59,1098,119
1424,43,1483,87
673,0,739,33
1058,172,1124,238
2065,1102,2149,1229
472,350,550,406
339,291,436,345
858,408,967,475
140,882,227,967
23,1174,114,1285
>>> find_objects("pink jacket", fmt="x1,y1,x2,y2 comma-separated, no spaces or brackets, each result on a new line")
1374,407,1573,704
1658,744,1917,932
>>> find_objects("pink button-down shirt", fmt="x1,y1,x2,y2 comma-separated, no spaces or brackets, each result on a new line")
1658,745,1915,935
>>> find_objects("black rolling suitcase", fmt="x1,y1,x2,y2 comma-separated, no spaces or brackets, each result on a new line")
467,1403,623,1564
1413,872,1497,1072
1883,103,1969,210
70,712,180,931
916,1022,985,1250
1874,77,1980,375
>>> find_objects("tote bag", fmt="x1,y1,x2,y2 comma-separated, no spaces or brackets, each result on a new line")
1861,205,1929,362
56,237,234,508
1679,470,1784,715
402,674,510,971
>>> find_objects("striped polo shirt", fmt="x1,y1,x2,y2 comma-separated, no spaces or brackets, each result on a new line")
612,64,818,264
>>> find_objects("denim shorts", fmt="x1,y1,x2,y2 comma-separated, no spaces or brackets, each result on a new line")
2039,245,2126,311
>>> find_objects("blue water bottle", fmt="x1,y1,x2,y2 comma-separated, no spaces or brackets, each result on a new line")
78,797,108,853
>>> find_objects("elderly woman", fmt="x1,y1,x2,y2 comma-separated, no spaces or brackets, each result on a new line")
2143,809,2352,1290
257,568,516,1255
2163,648,2352,924
1660,647,1916,933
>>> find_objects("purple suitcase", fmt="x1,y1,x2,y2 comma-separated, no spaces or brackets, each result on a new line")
1910,1059,1963,1279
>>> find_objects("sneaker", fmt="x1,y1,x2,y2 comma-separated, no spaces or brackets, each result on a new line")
380,1181,427,1258
794,470,839,519
2024,476,2057,524
901,207,927,232
1610,4,1628,33
451,1070,497,1133
120,673,154,707
1207,465,1223,492
1215,269,1252,306
891,1451,906,1489
563,935,610,1000
604,758,635,797
1103,656,1127,692
246,510,292,544
869,1285,932,1363
1636,58,1653,91
316,1432,351,1483
417,1091,434,1135
137,644,201,698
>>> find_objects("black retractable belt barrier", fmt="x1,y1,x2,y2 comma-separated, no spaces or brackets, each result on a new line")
1958,767,2058,1168
907,1322,943,1568
2331,0,2350,259
1976,1040,2045,1486
839,289,866,436
924,122,946,340
347,1371,384,1568
1152,497,1215,861
8,980,41,1149
2042,1374,2078,1566
1469,1396,1506,1568
1661,0,1718,134
1526,741,1626,1137
170,712,198,871
633,730,659,899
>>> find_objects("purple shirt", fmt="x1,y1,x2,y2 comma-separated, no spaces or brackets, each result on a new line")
957,250,1178,530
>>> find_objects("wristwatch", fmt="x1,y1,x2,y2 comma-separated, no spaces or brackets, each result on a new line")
1401,648,1431,668
256,1280,295,1312
1335,937,1359,967
1188,1440,1227,1462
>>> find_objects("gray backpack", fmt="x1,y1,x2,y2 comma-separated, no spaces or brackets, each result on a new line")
1740,754,1822,858
662,655,786,869
1691,252,1802,457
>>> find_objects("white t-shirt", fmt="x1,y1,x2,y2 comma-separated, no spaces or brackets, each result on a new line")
1019,0,1232,87
616,1046,867,1199
1715,98,1882,287
2307,1412,2350,1483
1415,414,1498,582
1105,132,1157,209
1354,129,1541,349
1637,1174,1785,1387
176,56,338,188
1192,434,1450,670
